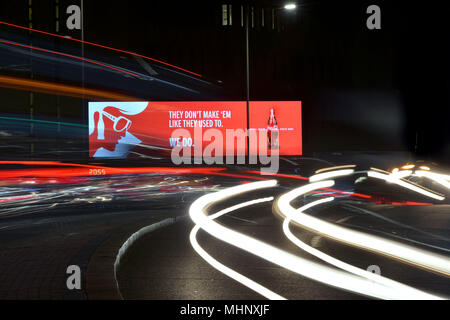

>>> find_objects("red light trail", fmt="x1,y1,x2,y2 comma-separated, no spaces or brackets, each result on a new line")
0,39,141,78
0,21,202,78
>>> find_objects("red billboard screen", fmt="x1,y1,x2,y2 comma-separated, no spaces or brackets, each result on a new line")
89,101,302,159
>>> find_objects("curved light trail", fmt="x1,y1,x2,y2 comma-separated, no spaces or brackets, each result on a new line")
0,75,139,101
414,170,450,190
309,169,355,182
315,165,356,174
0,39,142,78
189,180,445,299
276,173,450,277
0,20,202,77
281,198,441,298
368,170,445,201
189,197,285,300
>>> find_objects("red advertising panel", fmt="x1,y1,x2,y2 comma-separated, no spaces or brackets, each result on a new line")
89,101,302,159
89,101,247,158
249,101,302,156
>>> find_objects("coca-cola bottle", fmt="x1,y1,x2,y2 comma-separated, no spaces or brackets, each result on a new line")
267,108,279,150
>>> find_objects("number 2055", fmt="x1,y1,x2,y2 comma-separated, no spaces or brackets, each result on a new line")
89,169,106,176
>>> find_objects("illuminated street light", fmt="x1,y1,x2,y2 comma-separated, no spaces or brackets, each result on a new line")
284,3,297,10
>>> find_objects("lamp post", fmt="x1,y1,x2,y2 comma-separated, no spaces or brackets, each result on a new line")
244,3,297,158
245,4,250,158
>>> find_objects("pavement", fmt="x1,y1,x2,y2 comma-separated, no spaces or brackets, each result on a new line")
0,208,175,299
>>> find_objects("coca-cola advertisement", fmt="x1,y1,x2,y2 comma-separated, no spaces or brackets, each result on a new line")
249,101,302,156
89,101,302,158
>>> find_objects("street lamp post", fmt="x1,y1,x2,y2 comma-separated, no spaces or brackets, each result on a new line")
244,3,297,159
245,4,250,159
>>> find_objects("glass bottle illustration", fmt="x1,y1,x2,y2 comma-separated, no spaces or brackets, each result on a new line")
267,108,279,150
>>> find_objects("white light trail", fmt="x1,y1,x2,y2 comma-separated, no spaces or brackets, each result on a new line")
315,165,356,174
282,197,443,298
309,169,355,182
391,170,413,179
368,170,445,201
189,197,285,300
189,180,444,300
277,180,450,278
415,170,450,190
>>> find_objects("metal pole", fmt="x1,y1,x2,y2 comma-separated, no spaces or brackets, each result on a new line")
81,0,85,103
245,4,250,160
56,0,61,135
81,0,87,157
28,0,34,154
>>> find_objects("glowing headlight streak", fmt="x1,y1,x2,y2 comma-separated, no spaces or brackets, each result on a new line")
282,197,442,299
277,180,450,278
309,169,355,182
435,172,450,181
315,165,356,174
189,180,442,300
391,170,413,179
415,170,450,190
368,170,445,201
190,197,286,300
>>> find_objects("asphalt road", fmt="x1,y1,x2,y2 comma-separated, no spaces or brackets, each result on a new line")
117,216,365,299
117,180,450,300
0,154,449,300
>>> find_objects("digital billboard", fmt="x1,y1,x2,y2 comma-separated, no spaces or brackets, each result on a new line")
89,101,302,159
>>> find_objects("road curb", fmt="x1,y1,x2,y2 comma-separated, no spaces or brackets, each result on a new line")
86,216,181,300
